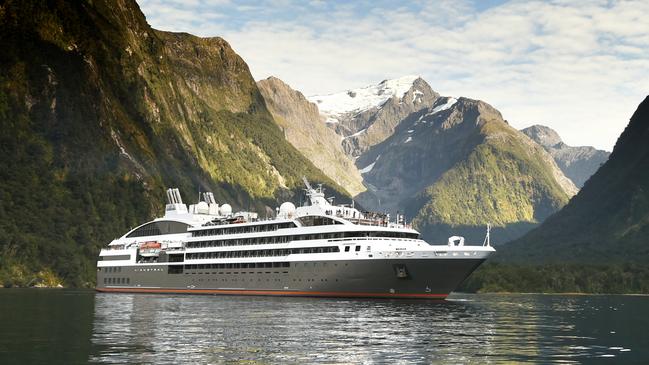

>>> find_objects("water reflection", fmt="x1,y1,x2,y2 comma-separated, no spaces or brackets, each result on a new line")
87,293,646,363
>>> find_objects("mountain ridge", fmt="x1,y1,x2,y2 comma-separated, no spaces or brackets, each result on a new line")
309,76,439,156
257,76,366,195
356,96,577,242
501,96,649,263
0,0,347,287
462,96,649,293
521,125,610,188
270,75,579,243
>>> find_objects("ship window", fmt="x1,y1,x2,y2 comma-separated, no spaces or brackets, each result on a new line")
344,246,350,252
168,254,184,262
297,216,341,227
169,265,183,274
127,221,189,238
100,255,131,261
355,245,361,252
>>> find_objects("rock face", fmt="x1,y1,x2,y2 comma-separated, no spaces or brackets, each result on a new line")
354,97,577,243
522,125,610,188
0,0,345,286
504,96,649,263
292,76,579,243
309,76,439,156
257,77,365,195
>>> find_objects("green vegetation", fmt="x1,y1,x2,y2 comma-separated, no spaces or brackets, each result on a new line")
501,96,649,264
412,118,571,243
461,262,649,294
470,96,649,294
257,77,367,196
0,0,347,287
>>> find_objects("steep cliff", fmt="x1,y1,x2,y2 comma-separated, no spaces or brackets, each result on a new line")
503,96,649,263
257,77,365,195
355,97,577,243
0,0,345,286
309,76,439,156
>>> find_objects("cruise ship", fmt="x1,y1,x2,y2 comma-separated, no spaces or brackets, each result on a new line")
96,180,495,299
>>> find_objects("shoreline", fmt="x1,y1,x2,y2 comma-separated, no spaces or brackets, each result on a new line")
3,287,649,296
453,291,649,297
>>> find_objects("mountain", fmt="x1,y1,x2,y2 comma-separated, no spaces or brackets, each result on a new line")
0,0,346,287
502,96,649,263
309,76,439,156
521,125,610,188
298,76,579,243
257,77,365,195
354,97,578,243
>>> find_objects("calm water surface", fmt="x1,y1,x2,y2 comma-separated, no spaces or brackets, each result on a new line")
0,289,647,364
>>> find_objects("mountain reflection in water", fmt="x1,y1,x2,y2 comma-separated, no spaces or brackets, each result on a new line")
0,290,647,364
89,293,646,364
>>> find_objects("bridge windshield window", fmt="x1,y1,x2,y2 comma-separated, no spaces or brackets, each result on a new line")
127,221,189,238
297,216,341,227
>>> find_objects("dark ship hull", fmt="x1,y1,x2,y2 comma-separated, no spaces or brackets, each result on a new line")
96,258,485,299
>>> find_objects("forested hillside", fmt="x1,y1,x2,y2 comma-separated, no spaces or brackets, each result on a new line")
0,0,346,287
464,96,649,293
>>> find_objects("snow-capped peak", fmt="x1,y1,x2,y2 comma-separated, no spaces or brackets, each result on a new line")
308,75,419,117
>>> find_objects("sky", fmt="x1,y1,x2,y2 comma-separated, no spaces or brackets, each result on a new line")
137,0,649,151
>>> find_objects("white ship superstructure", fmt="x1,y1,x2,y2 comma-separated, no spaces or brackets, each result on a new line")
96,180,495,298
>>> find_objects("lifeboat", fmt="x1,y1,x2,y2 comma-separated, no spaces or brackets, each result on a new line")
139,241,161,249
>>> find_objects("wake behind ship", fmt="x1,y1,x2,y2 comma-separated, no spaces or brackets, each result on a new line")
96,179,495,299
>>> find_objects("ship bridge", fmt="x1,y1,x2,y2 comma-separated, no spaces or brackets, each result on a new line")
291,178,406,228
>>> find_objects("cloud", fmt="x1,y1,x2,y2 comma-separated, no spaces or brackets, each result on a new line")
136,0,649,151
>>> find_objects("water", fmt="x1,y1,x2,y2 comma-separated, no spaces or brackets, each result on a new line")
0,290,647,364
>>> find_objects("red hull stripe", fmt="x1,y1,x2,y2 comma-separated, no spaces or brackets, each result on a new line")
96,287,448,299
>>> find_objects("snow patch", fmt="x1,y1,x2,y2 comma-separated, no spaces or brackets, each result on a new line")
325,117,339,124
407,129,414,133
404,136,413,143
308,75,419,117
344,128,367,140
431,97,457,114
412,90,424,103
359,154,381,174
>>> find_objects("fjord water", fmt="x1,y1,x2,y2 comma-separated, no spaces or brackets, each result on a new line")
0,290,647,364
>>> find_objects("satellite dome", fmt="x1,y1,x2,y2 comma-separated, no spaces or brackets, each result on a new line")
196,201,209,214
279,202,296,218
219,203,232,216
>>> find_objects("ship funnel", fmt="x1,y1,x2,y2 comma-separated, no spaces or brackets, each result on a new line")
172,188,183,204
164,187,189,217
203,192,216,204
166,188,175,204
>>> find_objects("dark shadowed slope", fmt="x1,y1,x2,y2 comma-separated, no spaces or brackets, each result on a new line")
0,0,345,286
502,96,649,263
